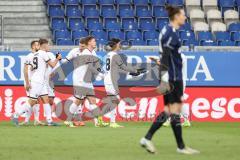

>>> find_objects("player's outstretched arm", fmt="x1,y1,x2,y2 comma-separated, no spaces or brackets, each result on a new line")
48,53,62,68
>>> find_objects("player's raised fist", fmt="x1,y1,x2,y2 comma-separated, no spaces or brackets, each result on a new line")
56,52,62,60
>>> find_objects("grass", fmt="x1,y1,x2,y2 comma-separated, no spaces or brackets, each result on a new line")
0,122,239,160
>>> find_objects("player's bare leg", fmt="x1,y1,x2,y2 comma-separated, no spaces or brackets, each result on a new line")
11,98,37,126
40,95,59,126
88,96,109,127
49,97,57,118
108,98,123,128
65,98,84,128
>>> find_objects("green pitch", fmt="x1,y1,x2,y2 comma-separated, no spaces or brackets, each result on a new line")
0,122,239,160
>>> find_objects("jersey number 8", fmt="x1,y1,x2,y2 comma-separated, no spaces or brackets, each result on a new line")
106,58,110,71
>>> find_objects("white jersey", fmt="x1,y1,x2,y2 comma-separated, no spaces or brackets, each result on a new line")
44,52,58,84
73,48,97,85
24,52,35,85
29,50,50,84
103,51,135,86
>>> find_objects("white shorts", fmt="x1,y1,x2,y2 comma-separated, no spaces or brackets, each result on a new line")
46,81,55,97
73,82,95,100
28,81,48,99
105,84,119,96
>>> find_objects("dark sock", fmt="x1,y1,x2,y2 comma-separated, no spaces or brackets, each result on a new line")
145,111,169,140
170,114,185,149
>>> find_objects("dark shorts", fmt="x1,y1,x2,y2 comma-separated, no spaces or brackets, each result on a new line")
163,80,183,105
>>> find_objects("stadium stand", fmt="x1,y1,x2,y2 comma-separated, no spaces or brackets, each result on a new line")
0,0,51,50
0,0,239,49
44,0,240,47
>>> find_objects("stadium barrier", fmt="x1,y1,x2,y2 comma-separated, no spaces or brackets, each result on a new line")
0,51,239,122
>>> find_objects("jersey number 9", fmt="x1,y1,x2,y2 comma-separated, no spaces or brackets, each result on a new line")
32,57,38,70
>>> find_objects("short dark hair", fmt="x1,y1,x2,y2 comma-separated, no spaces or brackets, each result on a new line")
30,40,39,48
166,5,182,21
84,36,95,45
108,38,121,48
39,38,49,45
79,37,86,44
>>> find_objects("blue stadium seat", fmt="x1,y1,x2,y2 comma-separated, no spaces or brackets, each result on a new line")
63,0,78,5
82,4,97,11
182,40,199,46
180,31,196,42
116,0,131,4
144,31,159,40
153,7,168,17
92,30,108,40
219,0,235,13
105,21,121,31
47,0,62,5
236,41,240,46
75,39,80,45
198,31,213,43
66,7,81,17
99,0,114,4
228,23,240,34
49,5,65,17
55,30,71,40
232,32,240,42
118,4,132,11
100,5,114,14
218,41,235,46
108,30,125,40
140,21,155,31
82,0,97,4
69,20,84,30
201,41,217,46
215,32,231,43
156,19,169,30
57,38,74,45
137,8,152,17
121,18,136,25
139,18,153,26
51,18,67,30
87,21,103,31
150,0,165,6
126,30,142,40
97,38,108,45
133,0,148,5
123,21,138,30
84,8,99,17
167,0,184,6
236,0,240,6
72,30,88,40
179,22,192,31
147,39,158,45
130,39,146,45
119,9,135,18
102,8,117,18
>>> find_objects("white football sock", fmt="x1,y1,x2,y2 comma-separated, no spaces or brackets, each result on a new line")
89,104,98,124
110,108,117,123
13,101,31,118
43,103,52,123
24,107,33,123
181,104,189,121
69,103,79,115
33,104,40,122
